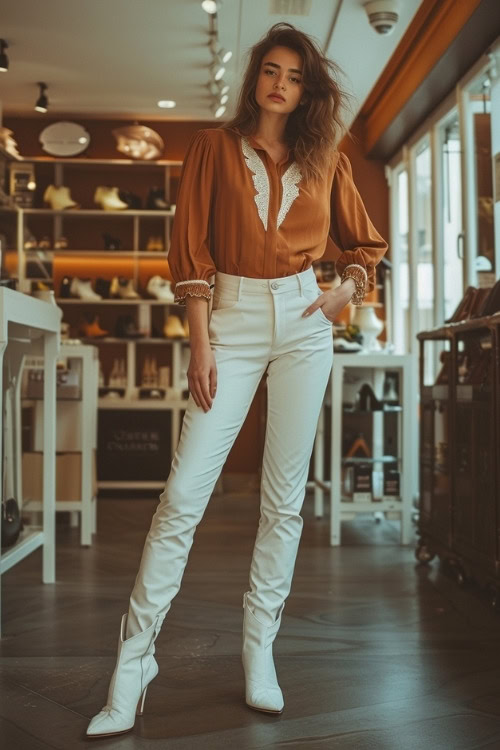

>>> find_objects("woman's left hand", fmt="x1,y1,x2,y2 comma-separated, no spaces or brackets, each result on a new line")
301,280,356,322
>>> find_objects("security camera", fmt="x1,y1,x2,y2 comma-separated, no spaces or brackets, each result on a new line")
364,0,399,35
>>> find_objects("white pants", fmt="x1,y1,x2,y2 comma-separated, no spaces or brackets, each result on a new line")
127,266,334,633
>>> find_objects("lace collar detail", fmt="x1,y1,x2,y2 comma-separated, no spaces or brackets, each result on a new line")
240,136,302,231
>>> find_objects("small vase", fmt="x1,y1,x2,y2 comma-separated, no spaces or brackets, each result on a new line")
351,305,384,352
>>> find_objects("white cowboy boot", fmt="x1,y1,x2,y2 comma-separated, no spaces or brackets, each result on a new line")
86,613,161,738
242,592,285,714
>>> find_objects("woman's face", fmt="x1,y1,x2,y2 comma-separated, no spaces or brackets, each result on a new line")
254,45,305,117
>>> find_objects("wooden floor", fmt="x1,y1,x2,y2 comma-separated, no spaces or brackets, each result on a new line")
1,490,500,749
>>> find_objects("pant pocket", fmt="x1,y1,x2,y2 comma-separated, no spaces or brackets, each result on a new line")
302,286,332,325
211,291,240,311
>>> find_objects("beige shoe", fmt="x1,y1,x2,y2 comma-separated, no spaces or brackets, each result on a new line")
43,185,79,210
111,277,139,299
163,314,185,338
94,186,128,211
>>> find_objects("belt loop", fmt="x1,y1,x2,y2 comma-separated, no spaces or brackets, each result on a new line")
237,276,243,301
297,272,303,297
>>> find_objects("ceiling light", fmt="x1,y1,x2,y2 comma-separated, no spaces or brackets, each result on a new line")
35,82,49,113
157,99,176,108
0,39,8,72
213,102,226,118
210,61,225,81
209,37,232,65
220,82,230,95
220,93,228,105
201,0,218,13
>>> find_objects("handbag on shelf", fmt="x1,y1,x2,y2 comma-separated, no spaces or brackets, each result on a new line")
1,496,22,548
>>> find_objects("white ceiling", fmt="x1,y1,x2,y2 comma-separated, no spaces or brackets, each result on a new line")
0,0,424,126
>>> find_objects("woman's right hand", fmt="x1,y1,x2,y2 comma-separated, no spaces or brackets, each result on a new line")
187,341,217,412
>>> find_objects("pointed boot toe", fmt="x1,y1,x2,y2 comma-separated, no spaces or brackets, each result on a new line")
86,614,159,738
245,679,284,714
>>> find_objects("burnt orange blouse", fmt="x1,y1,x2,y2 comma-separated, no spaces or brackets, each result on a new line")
168,126,388,306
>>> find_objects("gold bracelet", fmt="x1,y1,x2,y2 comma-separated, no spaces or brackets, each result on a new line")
340,264,367,306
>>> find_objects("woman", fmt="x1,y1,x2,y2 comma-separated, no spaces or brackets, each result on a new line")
87,22,387,738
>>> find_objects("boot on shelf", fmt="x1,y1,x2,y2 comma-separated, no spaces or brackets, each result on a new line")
115,315,144,339
146,276,174,302
119,189,142,209
95,278,112,299
43,185,79,210
110,277,139,300
69,277,102,301
145,236,164,252
163,314,185,338
94,186,129,211
59,276,72,299
102,232,122,250
146,187,170,211
355,383,383,411
79,315,109,339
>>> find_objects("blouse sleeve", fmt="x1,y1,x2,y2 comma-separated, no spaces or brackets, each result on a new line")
329,151,388,305
168,129,217,305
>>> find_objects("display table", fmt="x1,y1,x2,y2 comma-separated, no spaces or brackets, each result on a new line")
312,352,416,546
0,288,60,636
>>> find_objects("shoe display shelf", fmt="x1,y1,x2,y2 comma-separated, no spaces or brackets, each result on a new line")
0,288,60,636
21,343,99,546
0,155,181,293
311,353,416,546
416,312,500,609
0,155,192,492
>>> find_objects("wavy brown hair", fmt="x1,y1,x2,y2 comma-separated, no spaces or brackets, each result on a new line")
222,22,352,183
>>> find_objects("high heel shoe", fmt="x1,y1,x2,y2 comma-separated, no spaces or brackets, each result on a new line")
86,613,161,738
242,592,285,714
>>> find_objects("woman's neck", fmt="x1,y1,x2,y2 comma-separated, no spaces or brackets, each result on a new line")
253,111,288,145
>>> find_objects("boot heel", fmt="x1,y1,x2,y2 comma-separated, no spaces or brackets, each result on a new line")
136,685,148,716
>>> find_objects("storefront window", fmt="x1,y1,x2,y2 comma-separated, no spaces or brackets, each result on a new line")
397,169,410,353
442,115,464,320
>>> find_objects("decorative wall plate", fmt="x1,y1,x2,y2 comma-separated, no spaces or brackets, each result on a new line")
39,121,91,157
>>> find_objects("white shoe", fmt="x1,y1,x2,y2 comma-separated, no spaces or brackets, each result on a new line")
242,592,285,714
86,613,161,738
94,186,129,211
146,275,174,302
110,277,139,299
43,185,79,210
69,277,102,301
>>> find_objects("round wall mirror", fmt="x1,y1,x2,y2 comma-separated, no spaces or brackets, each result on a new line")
39,121,91,157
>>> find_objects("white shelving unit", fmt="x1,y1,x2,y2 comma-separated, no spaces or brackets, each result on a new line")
312,352,416,546
1,154,190,492
0,289,60,636
23,343,99,546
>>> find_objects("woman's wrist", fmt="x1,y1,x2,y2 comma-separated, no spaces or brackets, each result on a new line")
340,277,356,295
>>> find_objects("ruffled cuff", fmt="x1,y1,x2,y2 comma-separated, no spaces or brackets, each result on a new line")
340,264,368,306
174,279,212,306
